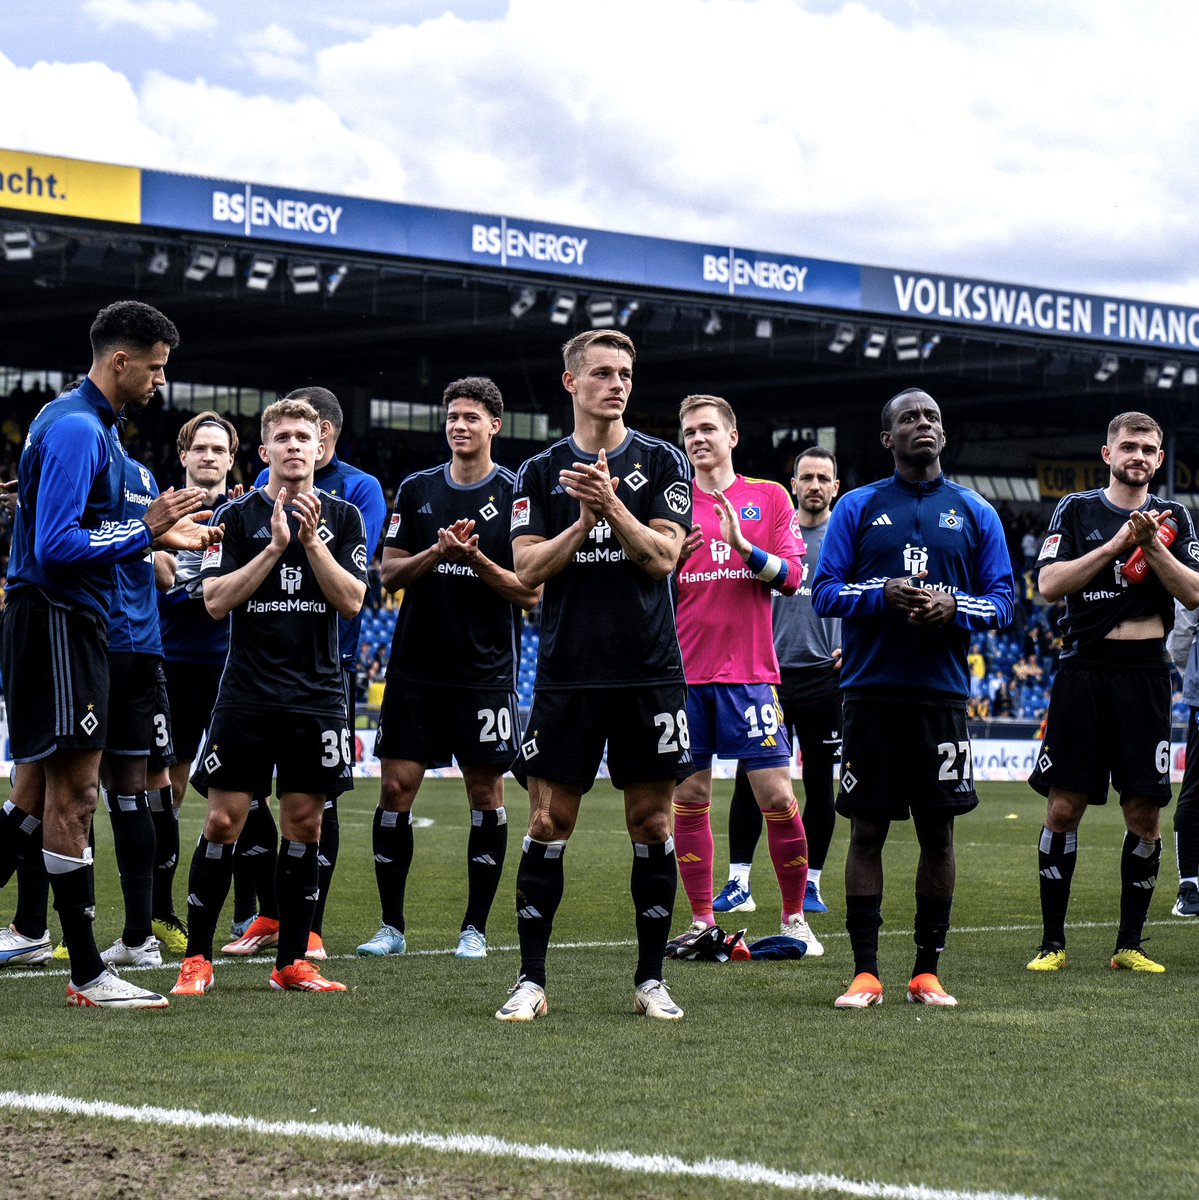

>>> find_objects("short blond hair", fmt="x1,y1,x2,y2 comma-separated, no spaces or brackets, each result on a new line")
679,393,736,431
561,329,636,376
260,397,320,442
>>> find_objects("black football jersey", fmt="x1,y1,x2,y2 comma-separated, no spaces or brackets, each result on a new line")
1036,489,1199,655
200,489,367,714
510,429,692,689
384,463,520,689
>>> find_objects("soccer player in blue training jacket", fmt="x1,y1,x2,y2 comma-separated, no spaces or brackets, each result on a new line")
0,300,219,1009
811,388,1014,1010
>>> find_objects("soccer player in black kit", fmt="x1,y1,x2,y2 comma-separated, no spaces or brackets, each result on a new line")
171,398,367,996
497,329,693,1022
1028,411,1199,974
358,376,541,960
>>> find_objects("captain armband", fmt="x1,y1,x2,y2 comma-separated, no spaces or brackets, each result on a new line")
745,544,788,586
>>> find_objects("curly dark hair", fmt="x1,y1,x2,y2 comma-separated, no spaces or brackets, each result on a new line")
441,376,503,420
89,301,180,358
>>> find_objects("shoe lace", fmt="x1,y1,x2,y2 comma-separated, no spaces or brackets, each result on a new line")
178,957,207,984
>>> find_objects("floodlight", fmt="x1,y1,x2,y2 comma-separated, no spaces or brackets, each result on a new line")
288,261,321,295
510,287,537,318
184,248,218,282
828,324,855,354
2,228,35,261
863,328,888,359
245,254,277,291
549,291,577,325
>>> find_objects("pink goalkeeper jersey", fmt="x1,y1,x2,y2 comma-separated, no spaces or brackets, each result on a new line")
676,475,806,685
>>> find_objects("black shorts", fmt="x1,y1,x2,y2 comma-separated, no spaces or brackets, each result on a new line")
376,679,519,769
106,652,159,757
837,694,978,820
0,592,109,762
147,662,177,771
190,707,354,799
518,683,689,792
1028,642,1172,806
777,663,843,748
162,659,224,763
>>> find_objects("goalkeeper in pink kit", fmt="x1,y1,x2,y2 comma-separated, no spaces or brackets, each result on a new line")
668,394,822,956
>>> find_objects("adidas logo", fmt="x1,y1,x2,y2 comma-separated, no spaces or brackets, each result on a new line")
678,852,703,864
1133,877,1158,890
241,845,269,857
418,502,433,514
186,893,203,908
374,853,392,864
472,854,498,866
641,905,671,919
517,905,543,920
252,525,272,539
1040,866,1062,880
1085,528,1104,541
784,856,809,869
871,514,893,526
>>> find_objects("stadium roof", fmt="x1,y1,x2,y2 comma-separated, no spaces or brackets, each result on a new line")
3,146,1199,487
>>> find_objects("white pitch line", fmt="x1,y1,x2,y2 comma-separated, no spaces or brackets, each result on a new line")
0,1090,1055,1200
0,919,1170,984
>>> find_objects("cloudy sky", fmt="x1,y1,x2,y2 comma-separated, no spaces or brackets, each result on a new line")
1,0,1196,305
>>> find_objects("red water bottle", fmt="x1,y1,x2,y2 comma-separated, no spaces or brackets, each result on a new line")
1121,514,1178,584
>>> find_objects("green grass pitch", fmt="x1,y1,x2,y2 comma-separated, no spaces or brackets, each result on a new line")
1,778,1197,1199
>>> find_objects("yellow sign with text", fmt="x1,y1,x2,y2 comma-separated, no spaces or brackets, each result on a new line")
1035,460,1109,499
0,149,140,223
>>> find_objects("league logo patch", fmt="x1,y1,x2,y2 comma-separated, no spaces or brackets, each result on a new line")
624,470,648,491
387,512,401,539
202,543,223,569
740,505,761,522
511,497,531,530
664,481,690,516
1040,534,1062,560
938,510,962,531
479,502,498,521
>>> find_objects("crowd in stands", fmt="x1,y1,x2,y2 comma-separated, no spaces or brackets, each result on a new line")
1,386,1189,727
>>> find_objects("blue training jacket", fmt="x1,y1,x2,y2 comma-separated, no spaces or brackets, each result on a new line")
108,455,163,655
254,453,386,667
8,379,151,619
810,471,1015,698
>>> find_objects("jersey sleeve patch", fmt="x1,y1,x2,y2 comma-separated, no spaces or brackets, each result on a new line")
511,497,531,530
201,543,223,569
1040,534,1061,560
664,481,690,517
386,512,401,539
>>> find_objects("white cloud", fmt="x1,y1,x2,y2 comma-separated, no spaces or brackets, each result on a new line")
80,0,216,40
236,23,311,83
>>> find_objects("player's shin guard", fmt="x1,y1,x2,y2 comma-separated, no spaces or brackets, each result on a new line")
275,839,319,970
234,797,278,922
310,797,340,937
913,893,953,978
631,838,677,987
372,808,414,932
44,848,104,985
515,837,566,987
103,790,156,947
149,786,180,921
1037,827,1077,949
464,806,507,935
672,799,715,925
728,767,764,870
184,837,236,961
845,894,883,979
764,797,809,919
1117,833,1161,950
